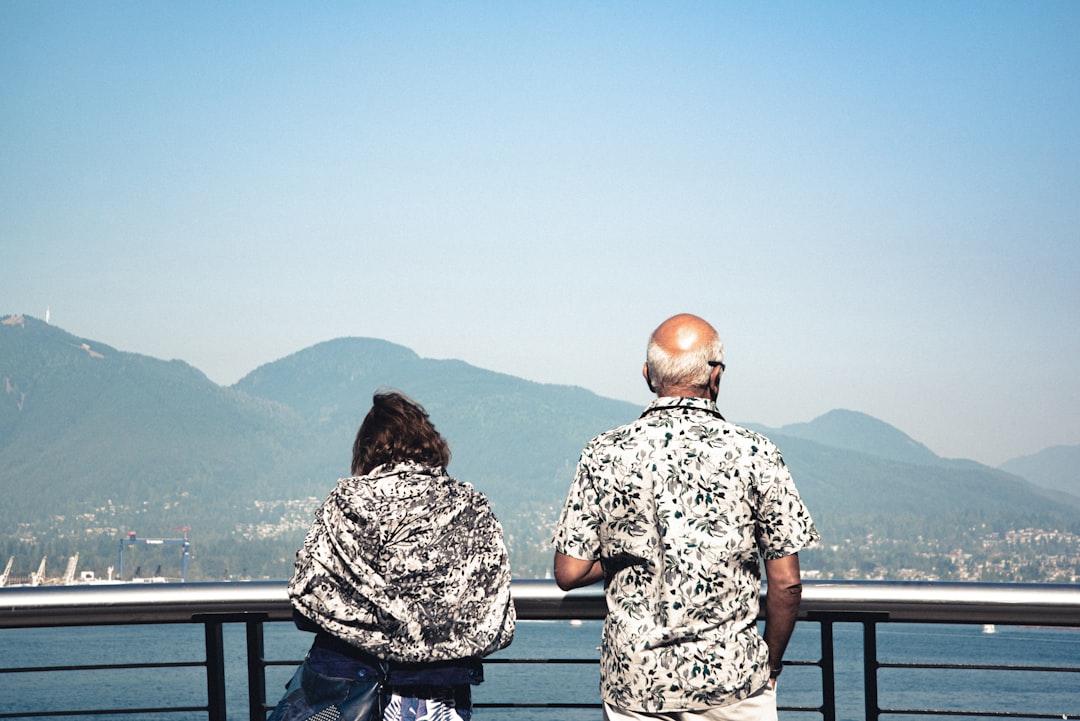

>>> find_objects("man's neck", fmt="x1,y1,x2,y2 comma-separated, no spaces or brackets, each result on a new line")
655,386,712,400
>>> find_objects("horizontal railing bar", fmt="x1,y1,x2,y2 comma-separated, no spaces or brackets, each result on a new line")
2,580,1078,628
879,662,1079,673
0,582,288,628
483,657,597,664
474,702,604,708
475,703,820,712
881,710,1070,719
0,707,207,719
0,660,203,673
796,581,1080,626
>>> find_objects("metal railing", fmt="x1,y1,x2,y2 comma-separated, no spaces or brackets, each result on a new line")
0,580,1078,720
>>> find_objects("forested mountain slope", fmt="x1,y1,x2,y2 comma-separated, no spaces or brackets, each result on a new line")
2,314,1075,581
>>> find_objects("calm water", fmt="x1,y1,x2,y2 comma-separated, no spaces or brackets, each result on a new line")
0,619,1077,720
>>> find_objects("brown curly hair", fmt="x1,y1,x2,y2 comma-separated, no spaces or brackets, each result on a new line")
350,390,451,476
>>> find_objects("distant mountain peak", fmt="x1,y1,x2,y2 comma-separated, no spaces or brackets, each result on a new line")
773,408,942,466
999,444,1080,497
239,336,420,378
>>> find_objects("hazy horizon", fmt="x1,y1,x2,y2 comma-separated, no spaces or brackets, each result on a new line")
3,3,1078,467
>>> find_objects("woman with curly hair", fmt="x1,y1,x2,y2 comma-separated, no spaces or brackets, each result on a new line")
269,390,515,721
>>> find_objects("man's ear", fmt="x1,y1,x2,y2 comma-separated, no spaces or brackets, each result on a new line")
642,362,656,393
708,364,721,400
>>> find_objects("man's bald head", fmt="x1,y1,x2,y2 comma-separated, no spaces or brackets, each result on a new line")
643,313,725,398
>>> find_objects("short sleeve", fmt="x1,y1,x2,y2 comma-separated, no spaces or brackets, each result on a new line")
753,447,820,560
552,456,602,561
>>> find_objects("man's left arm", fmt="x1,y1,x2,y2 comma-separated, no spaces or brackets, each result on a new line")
763,552,803,686
553,551,603,590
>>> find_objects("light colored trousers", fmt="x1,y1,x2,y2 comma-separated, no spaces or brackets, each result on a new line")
603,685,777,721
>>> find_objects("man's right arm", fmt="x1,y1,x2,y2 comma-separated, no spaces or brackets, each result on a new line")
763,553,804,686
553,552,603,590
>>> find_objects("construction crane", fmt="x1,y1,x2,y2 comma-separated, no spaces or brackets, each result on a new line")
62,553,79,585
30,557,47,587
118,530,191,582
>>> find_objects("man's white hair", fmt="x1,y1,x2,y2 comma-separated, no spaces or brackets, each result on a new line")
646,334,725,391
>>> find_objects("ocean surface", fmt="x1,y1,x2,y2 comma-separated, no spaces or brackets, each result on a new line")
0,619,1076,720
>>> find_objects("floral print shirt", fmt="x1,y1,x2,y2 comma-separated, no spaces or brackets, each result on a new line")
553,397,819,712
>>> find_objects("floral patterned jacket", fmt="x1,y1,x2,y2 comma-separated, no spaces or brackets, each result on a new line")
553,397,819,711
289,462,515,663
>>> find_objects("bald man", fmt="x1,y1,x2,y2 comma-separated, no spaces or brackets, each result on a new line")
553,313,819,721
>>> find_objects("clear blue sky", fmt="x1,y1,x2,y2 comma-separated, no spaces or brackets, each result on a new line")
3,2,1078,467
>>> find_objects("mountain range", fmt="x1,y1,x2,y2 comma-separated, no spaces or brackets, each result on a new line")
2,313,1077,581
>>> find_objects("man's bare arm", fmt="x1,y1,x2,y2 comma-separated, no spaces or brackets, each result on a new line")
763,553,803,684
553,551,604,591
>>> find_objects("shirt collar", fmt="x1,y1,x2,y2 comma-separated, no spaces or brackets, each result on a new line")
641,396,726,420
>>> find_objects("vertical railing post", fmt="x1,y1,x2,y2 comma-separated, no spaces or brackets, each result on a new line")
863,620,879,721
204,619,228,721
820,620,836,721
247,620,268,721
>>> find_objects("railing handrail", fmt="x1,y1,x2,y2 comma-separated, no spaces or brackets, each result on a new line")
2,579,1078,628
2,580,1077,721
